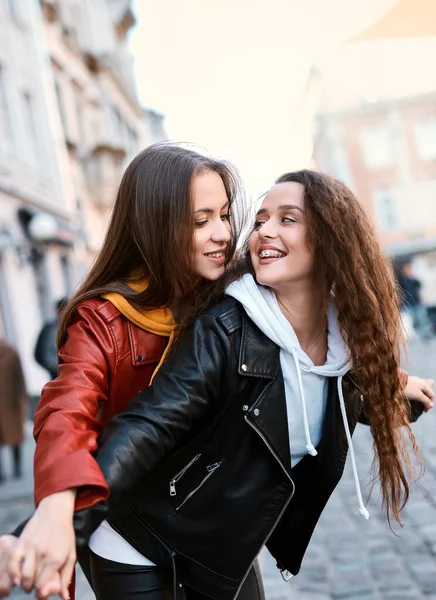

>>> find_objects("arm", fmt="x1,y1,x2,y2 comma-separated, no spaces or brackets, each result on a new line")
74,311,230,549
33,302,115,509
8,302,117,598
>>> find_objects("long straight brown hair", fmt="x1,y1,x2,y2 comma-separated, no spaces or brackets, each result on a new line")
58,143,244,346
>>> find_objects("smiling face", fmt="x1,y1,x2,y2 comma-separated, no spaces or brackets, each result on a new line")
248,181,315,291
192,170,232,281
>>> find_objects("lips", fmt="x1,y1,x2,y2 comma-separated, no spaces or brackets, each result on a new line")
204,248,227,266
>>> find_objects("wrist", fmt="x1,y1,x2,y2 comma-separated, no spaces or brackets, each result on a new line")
38,489,77,514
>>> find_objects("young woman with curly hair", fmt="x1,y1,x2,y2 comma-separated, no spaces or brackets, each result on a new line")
2,170,434,600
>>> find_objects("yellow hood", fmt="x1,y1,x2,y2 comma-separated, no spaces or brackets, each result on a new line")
103,279,176,383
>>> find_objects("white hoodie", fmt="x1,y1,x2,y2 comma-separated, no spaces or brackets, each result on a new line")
226,274,369,519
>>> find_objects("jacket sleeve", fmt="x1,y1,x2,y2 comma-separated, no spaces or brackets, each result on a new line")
73,312,230,549
33,303,115,510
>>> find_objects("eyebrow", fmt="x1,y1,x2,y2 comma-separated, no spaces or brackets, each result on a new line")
195,201,230,214
256,204,305,216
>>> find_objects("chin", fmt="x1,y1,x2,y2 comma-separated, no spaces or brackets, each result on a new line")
201,268,226,282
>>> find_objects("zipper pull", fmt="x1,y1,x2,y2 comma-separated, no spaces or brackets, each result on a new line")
207,461,222,473
169,481,177,496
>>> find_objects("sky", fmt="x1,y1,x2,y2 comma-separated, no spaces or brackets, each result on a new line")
129,0,428,197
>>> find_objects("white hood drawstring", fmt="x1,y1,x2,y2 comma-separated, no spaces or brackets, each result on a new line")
337,375,370,520
291,348,317,457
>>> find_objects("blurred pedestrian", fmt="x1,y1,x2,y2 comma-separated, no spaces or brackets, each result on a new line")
34,298,68,380
398,262,433,341
0,339,28,482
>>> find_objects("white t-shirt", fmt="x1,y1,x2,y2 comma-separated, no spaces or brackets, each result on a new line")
89,520,156,566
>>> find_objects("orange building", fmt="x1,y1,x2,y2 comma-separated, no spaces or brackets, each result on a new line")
314,91,436,308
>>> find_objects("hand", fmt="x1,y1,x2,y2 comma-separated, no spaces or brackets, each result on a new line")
8,490,77,600
404,376,435,412
0,535,18,598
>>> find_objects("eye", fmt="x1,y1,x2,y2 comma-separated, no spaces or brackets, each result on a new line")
282,216,298,224
221,212,231,221
195,220,208,228
253,220,266,229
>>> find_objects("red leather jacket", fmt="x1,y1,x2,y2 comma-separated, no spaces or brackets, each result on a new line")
33,298,167,511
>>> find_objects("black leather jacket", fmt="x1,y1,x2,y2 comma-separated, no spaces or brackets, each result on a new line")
74,297,422,600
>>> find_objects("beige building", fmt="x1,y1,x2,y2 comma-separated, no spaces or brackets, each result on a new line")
0,0,165,396
314,91,436,308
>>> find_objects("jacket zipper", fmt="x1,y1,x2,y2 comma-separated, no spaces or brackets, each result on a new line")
169,453,201,496
233,416,296,599
175,461,223,512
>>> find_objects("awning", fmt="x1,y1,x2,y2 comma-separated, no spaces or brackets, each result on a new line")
348,0,436,43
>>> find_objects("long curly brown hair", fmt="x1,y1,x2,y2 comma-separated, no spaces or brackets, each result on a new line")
183,168,422,525
274,170,422,525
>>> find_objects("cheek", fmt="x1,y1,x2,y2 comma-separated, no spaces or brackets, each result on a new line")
193,229,205,255
248,232,257,256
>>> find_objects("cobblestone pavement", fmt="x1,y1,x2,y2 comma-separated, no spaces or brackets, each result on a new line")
1,338,436,599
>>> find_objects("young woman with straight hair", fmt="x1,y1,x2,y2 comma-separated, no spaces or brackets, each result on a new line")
5,169,433,600
0,143,266,600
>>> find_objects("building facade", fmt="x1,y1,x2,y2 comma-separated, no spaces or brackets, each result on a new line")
0,0,164,396
314,91,436,307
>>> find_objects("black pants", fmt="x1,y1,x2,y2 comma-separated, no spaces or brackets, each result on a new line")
89,550,265,600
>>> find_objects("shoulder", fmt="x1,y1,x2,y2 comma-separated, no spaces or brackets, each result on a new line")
198,297,244,335
73,298,122,325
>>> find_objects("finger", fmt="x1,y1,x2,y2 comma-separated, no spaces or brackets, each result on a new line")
8,544,25,584
424,382,435,400
412,390,432,411
422,385,435,402
20,547,37,592
35,563,61,595
60,552,76,600
37,573,63,599
0,572,14,596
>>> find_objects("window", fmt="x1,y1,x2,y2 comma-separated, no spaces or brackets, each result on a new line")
85,154,101,183
73,82,83,141
372,188,398,232
0,64,13,145
361,125,393,169
22,91,41,165
54,81,67,135
413,118,436,161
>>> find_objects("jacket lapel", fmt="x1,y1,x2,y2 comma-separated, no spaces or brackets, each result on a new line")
239,315,293,477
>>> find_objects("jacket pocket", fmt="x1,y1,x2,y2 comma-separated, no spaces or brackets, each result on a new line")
169,453,202,497
175,460,223,512
169,456,223,512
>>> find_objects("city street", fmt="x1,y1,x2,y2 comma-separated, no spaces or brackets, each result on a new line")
1,338,436,600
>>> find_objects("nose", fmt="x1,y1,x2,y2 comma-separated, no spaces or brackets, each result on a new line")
258,219,277,239
211,218,231,244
